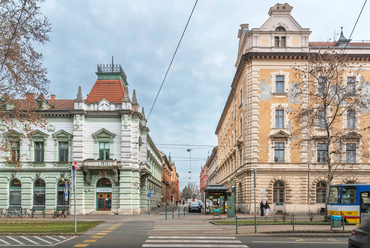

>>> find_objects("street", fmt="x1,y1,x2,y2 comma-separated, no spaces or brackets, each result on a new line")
0,206,351,248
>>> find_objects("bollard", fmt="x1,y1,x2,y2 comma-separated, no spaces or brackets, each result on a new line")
342,213,345,231
43,208,45,218
254,212,257,233
32,207,35,218
292,213,295,231
236,216,238,234
172,209,174,218
165,209,167,220
330,214,333,231
184,207,185,216
178,208,180,217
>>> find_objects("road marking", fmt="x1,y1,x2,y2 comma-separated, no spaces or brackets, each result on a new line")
143,245,247,248
33,236,53,244
20,236,39,245
97,233,107,235
91,236,103,238
101,231,110,232
0,238,11,245
146,240,242,243
84,239,97,242
74,244,89,247
148,236,236,239
45,236,61,242
58,236,67,239
253,241,346,244
7,236,25,245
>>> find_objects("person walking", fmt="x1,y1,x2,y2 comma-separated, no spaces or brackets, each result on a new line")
265,201,270,216
260,201,265,216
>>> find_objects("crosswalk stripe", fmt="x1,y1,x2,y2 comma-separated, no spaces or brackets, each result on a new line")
45,236,61,242
7,236,25,245
143,245,248,248
20,236,40,245
59,236,67,239
33,236,53,244
0,238,11,245
146,240,242,243
148,236,236,239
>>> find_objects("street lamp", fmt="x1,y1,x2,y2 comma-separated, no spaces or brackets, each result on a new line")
187,149,192,180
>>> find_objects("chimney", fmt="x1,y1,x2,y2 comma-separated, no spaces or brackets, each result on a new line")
26,93,35,100
51,94,56,100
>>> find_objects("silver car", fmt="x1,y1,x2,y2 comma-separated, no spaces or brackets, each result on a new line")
189,202,201,213
348,220,370,248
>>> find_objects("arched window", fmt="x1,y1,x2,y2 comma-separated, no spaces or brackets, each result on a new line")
57,180,69,208
346,181,355,184
97,178,112,187
275,26,286,32
10,179,21,208
34,179,45,207
316,182,327,203
273,181,285,203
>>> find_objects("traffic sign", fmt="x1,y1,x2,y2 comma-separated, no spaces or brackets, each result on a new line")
147,193,151,197
65,192,68,201
73,161,78,170
65,183,68,189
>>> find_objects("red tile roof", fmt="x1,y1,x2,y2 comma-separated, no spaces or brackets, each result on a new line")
47,99,74,110
85,79,126,103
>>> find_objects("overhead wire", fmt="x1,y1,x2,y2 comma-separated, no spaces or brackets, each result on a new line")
147,0,199,121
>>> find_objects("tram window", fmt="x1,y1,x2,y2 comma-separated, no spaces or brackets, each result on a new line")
341,186,357,204
329,186,340,204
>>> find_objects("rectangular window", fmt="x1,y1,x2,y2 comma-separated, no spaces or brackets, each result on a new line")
281,37,286,47
318,110,325,129
318,77,326,94
11,141,20,163
99,142,110,160
274,142,284,162
347,77,355,94
317,143,327,163
341,186,357,204
59,142,69,162
276,75,285,93
34,142,44,162
346,143,356,163
328,186,341,204
347,110,355,129
275,110,284,128
240,89,243,105
274,37,279,47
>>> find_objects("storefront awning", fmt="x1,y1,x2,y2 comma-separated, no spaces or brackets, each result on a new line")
204,184,228,192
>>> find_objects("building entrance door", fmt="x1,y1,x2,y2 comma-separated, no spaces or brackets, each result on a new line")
97,193,112,211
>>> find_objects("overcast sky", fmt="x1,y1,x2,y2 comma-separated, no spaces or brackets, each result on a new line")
38,0,370,190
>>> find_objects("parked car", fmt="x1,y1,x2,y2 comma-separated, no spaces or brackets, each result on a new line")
348,219,370,248
189,202,201,213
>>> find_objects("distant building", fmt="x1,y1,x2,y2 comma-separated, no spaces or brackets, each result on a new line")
0,63,163,215
215,3,370,214
205,147,218,186
160,151,172,204
169,156,180,203
199,166,209,200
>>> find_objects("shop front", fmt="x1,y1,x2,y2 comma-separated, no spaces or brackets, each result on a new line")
204,184,228,214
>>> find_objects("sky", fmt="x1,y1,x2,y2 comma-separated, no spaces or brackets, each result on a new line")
38,0,370,190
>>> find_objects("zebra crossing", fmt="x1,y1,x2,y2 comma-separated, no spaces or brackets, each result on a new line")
143,236,249,248
0,235,76,246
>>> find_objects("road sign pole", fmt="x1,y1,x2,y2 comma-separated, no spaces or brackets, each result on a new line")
72,164,77,233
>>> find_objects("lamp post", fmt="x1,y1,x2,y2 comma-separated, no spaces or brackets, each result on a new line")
187,149,192,180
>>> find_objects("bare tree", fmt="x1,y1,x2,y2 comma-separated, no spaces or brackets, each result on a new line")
181,182,200,200
289,49,370,206
0,0,51,168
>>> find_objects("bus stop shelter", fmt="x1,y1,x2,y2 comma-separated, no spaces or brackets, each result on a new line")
204,184,228,214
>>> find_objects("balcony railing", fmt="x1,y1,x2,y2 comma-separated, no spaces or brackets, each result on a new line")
83,160,120,167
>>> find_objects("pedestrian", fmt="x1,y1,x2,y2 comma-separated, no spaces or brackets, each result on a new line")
265,201,270,216
182,200,185,205
176,201,178,206
260,201,265,216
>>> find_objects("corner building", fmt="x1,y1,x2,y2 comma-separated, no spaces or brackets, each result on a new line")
216,3,370,214
0,64,162,215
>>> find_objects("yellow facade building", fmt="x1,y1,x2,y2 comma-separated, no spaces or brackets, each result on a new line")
215,3,370,214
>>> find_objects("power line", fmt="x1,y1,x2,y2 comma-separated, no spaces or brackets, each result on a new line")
349,0,367,40
147,0,198,121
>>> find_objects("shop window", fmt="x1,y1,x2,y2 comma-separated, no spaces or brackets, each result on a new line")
316,182,327,203
57,180,69,209
273,181,285,203
346,143,356,163
10,179,21,208
34,179,45,207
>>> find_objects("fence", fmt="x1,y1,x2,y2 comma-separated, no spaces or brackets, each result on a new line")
0,207,46,218
164,206,187,219
234,214,347,234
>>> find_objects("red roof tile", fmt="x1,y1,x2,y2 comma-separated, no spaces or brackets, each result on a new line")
47,99,74,110
85,80,126,103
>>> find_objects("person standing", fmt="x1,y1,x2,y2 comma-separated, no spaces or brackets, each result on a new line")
260,201,265,216
265,201,270,216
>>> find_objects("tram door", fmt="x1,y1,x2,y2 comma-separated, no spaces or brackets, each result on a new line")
360,192,370,214
97,193,112,211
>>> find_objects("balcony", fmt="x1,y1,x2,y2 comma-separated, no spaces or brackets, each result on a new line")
140,163,151,176
83,159,121,169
